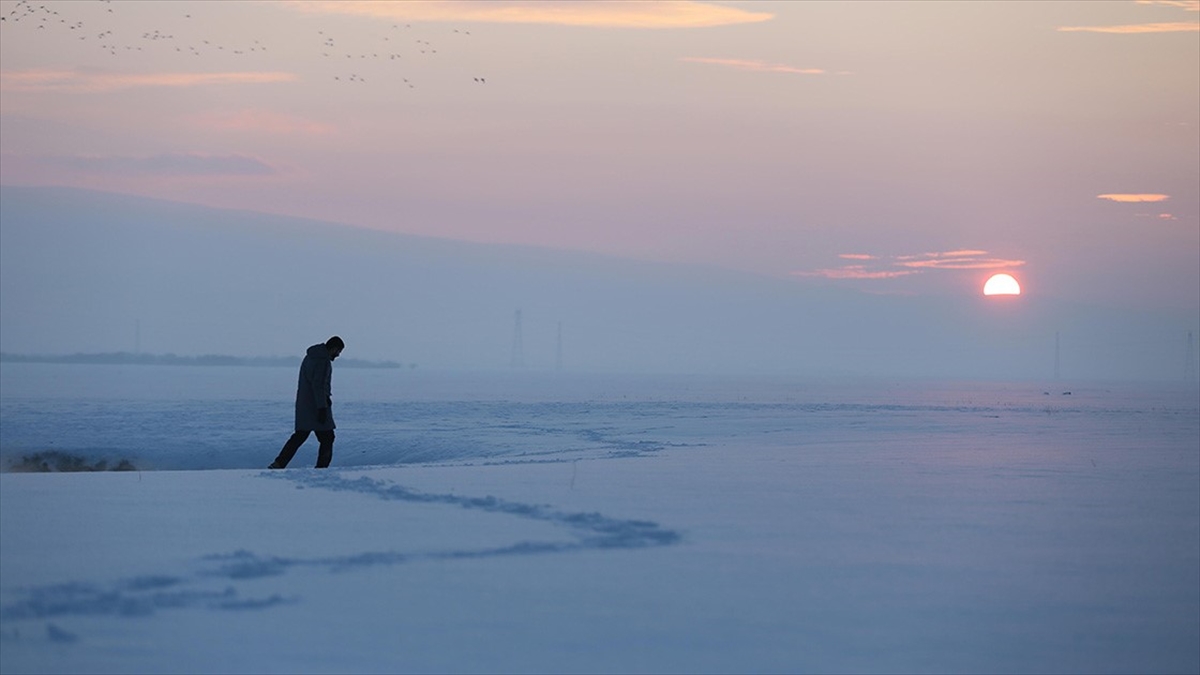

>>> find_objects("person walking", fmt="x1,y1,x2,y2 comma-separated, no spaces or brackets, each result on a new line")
269,336,344,469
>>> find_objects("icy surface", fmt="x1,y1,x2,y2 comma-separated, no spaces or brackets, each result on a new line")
1,365,1197,673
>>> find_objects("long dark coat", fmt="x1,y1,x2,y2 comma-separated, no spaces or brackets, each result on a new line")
295,343,335,432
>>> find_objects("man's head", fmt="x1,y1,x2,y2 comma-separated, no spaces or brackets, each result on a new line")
326,336,345,361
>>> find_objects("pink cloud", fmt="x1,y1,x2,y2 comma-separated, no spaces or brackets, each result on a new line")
938,249,990,257
895,250,988,262
1135,1,1200,10
680,57,826,75
285,1,773,29
0,69,297,93
1060,0,1198,33
792,267,919,280
795,250,1026,281
1057,21,1198,33
1098,193,1170,203
897,257,1026,271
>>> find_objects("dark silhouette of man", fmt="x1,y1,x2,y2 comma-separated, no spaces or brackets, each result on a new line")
269,336,344,469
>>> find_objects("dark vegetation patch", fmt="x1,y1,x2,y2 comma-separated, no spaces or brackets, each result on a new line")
6,451,138,473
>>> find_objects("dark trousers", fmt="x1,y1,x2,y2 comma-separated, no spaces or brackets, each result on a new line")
274,429,335,468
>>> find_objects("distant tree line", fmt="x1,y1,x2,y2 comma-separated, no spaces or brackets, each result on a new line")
0,352,411,369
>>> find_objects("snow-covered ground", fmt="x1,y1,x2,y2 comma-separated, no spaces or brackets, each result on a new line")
1,365,1198,674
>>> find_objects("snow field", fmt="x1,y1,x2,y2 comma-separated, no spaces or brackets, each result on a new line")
1,372,1197,673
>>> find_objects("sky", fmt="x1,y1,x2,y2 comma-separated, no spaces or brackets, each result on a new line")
0,0,1197,313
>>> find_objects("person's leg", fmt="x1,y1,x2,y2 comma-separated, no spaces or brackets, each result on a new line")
314,430,335,468
270,430,311,468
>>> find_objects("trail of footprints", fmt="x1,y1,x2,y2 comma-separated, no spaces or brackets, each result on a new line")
0,470,680,645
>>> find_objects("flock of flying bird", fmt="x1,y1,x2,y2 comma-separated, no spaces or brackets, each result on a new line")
2,0,490,91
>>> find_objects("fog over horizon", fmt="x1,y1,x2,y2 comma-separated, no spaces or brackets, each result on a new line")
2,185,1196,382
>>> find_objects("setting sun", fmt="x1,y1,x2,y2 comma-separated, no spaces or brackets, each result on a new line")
983,273,1021,296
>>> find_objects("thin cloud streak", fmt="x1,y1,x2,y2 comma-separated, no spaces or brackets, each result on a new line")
897,257,1027,271
0,69,298,93
1134,0,1200,11
1057,22,1198,33
897,250,990,260
796,250,1026,281
680,57,826,75
1062,0,1198,33
793,267,919,280
284,1,773,29
1098,193,1171,202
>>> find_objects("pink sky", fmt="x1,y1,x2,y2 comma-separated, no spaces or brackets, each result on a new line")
1,0,1197,311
